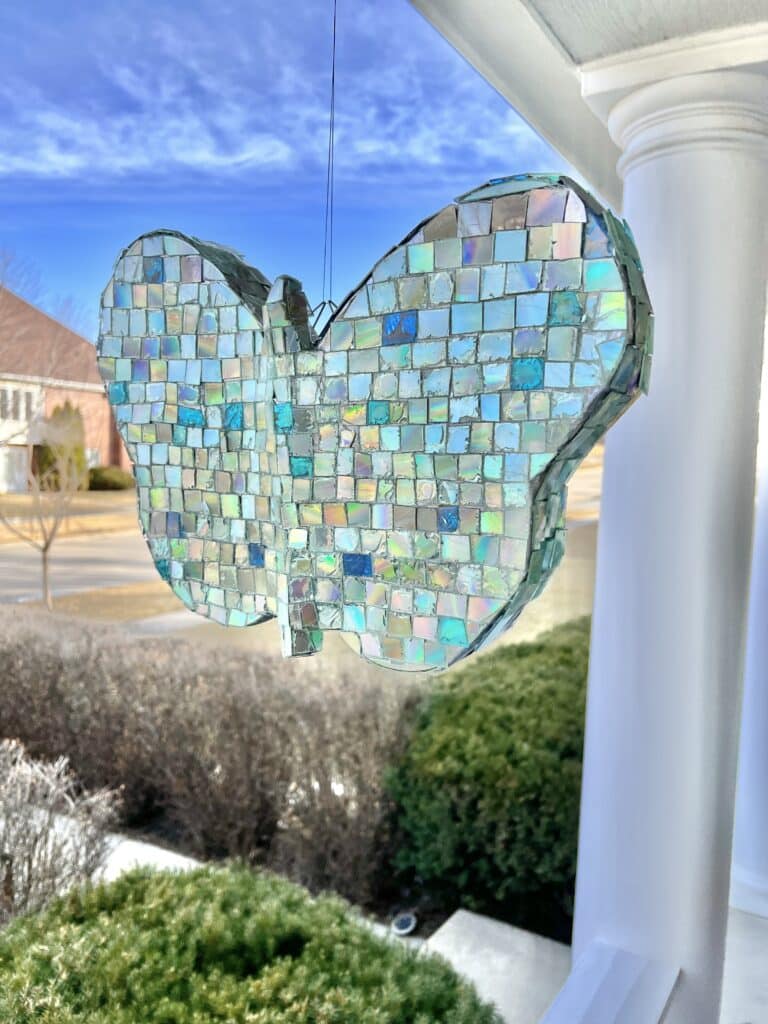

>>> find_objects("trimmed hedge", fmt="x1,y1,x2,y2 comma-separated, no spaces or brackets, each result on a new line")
0,866,502,1024
387,618,589,941
88,465,135,490
0,607,420,905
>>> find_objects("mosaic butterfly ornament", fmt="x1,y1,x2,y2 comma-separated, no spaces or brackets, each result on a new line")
97,174,652,672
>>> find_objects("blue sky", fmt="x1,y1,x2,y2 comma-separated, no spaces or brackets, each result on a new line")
0,0,557,338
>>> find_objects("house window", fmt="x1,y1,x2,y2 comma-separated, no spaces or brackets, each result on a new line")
24,391,34,421
10,390,20,420
0,389,7,419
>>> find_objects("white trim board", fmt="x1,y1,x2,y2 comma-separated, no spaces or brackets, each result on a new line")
409,0,624,209
581,22,768,121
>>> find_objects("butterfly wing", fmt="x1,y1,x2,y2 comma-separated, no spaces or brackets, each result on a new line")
97,230,280,627
264,174,652,670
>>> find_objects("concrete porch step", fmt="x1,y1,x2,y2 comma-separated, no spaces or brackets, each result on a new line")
425,907,768,1024
425,910,570,1024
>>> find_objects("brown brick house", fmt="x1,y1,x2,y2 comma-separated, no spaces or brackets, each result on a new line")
0,287,129,492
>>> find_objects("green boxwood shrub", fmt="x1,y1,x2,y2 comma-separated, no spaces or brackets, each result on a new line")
0,866,501,1024
387,618,590,941
88,465,135,490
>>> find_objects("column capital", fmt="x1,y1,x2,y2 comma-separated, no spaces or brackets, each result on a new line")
607,71,768,180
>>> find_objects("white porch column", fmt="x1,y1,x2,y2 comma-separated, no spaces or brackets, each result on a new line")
732,325,768,919
572,69,768,1024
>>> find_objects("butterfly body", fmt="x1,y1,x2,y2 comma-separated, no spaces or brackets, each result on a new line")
97,175,652,672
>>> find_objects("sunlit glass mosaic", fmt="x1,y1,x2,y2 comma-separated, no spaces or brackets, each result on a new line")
97,174,652,672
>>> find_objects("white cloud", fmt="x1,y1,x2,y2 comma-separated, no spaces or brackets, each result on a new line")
0,0,554,189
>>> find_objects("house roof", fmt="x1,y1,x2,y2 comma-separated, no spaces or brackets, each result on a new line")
0,287,100,387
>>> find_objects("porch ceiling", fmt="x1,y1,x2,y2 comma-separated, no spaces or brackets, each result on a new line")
524,0,767,64
409,0,768,211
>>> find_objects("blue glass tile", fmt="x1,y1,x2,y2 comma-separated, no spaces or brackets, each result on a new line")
342,552,373,577
506,261,542,293
219,307,237,333
511,357,544,389
480,265,506,299
494,230,527,262
478,333,511,362
584,212,613,258
584,258,623,291
481,393,500,420
549,291,585,326
495,422,521,449
143,256,165,283
447,425,470,453
455,268,480,302
484,454,503,479
462,236,492,265
552,393,584,417
383,311,418,345
373,248,407,280
448,337,476,363
368,401,390,424
483,363,508,390
418,308,450,338
224,402,244,430
544,362,571,387
598,339,624,373
155,558,170,581
274,402,294,431
157,333,179,358
516,293,548,326
290,456,313,477
343,605,366,631
113,283,132,308
542,260,582,291
504,453,529,480
166,512,182,538
425,425,445,451
202,359,222,382
248,543,266,567
147,310,165,335
573,361,602,386
380,426,401,450
513,328,545,356
178,406,205,428
131,360,149,382
369,282,397,314
438,506,460,532
168,360,185,382
345,290,370,318
438,617,468,645
547,327,577,360
108,382,128,404
484,299,516,330
451,303,482,333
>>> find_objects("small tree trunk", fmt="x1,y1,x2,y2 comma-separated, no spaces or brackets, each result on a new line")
0,853,13,923
41,545,52,611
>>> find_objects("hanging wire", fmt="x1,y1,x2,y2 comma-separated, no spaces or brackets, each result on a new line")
313,0,339,332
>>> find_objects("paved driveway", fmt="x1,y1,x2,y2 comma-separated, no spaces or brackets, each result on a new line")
0,530,156,603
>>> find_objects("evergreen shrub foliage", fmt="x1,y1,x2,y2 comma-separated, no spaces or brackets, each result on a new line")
387,618,590,940
35,400,87,487
88,465,134,490
0,866,501,1024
